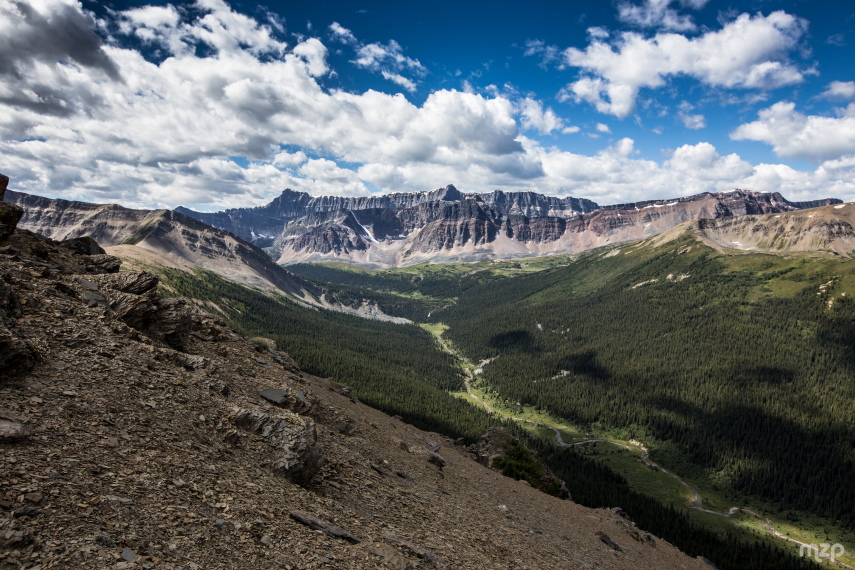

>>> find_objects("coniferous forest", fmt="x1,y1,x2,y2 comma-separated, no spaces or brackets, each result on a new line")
436,237,855,531
295,233,855,533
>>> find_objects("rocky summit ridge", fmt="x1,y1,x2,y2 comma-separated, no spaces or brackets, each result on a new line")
7,184,841,269
0,179,717,569
4,190,317,299
175,185,840,268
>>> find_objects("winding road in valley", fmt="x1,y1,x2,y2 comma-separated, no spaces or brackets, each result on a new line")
430,328,855,569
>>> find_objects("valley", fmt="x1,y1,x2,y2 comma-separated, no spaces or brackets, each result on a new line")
109,239,837,569
424,316,855,568
6,183,853,569
288,213,855,569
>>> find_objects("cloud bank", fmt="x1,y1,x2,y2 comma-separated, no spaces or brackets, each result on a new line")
0,0,852,210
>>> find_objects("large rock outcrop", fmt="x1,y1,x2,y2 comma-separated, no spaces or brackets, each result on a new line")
230,406,323,485
0,277,33,378
0,173,33,377
0,173,24,243
89,271,193,351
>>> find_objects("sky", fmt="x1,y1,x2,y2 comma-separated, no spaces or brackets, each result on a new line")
0,0,854,211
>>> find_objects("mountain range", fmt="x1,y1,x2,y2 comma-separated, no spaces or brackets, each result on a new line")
175,185,840,267
5,190,316,298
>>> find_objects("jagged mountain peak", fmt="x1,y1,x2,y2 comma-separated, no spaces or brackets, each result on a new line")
436,184,464,201
175,186,840,268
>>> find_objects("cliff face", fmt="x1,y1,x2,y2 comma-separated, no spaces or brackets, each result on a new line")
176,185,840,267
175,185,600,243
694,202,855,255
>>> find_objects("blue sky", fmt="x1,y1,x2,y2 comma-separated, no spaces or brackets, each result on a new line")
1,0,853,210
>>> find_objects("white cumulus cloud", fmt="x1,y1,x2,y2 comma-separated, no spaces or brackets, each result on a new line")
731,101,855,161
677,101,705,129
563,11,808,118
328,22,425,93
617,0,710,32
0,0,852,209
819,81,855,101
328,21,357,45
519,98,565,134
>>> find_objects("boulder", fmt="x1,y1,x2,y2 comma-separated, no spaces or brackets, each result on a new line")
289,511,360,544
0,173,8,201
150,297,192,350
0,323,35,378
108,291,157,328
92,272,191,350
83,254,122,273
230,407,323,485
260,388,312,414
0,408,32,442
426,450,446,469
0,202,23,244
94,271,159,295
0,516,34,549
62,236,106,256
596,531,622,552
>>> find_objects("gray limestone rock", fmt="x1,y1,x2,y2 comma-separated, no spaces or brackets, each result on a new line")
95,271,159,295
150,297,192,350
260,388,311,413
92,272,191,350
231,407,323,485
0,408,32,442
596,531,622,552
81,290,109,308
84,254,122,273
0,516,33,549
289,510,360,543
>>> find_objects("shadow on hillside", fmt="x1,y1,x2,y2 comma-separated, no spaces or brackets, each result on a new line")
489,329,536,352
556,351,611,382
641,393,855,527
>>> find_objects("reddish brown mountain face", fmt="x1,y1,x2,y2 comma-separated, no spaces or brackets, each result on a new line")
181,186,838,267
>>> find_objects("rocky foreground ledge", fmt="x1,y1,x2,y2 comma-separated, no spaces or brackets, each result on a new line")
0,176,710,569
